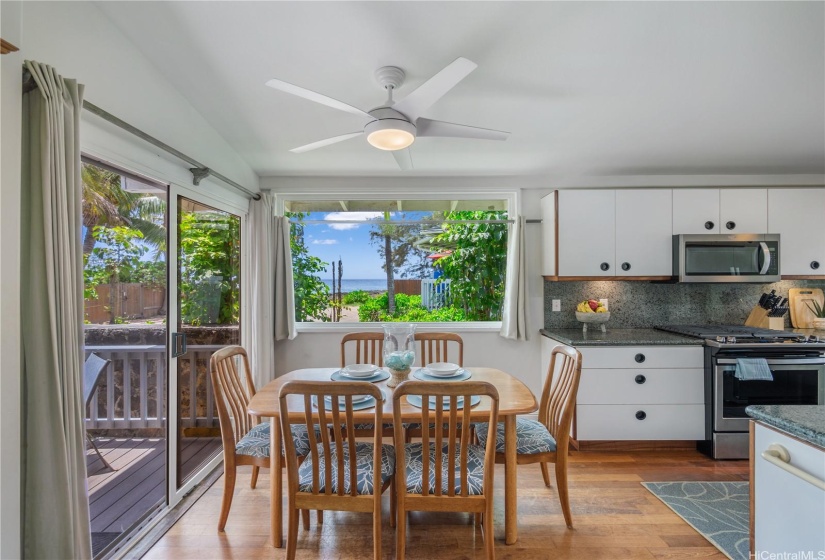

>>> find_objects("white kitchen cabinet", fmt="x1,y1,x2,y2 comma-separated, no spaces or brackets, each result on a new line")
672,188,767,234
753,423,825,555
577,404,704,440
557,190,615,276
615,190,673,276
768,188,825,276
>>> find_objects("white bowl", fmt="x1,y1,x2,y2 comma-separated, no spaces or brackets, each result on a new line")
575,311,610,323
342,363,379,377
426,362,461,376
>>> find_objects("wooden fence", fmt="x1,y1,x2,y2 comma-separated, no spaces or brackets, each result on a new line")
393,279,422,296
85,283,165,324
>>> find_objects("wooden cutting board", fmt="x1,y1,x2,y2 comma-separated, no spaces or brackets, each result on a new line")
789,288,825,328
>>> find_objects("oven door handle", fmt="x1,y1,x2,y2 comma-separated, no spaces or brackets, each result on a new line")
759,242,771,275
715,358,825,366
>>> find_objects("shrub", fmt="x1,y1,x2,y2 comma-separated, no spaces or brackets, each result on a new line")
343,290,371,305
356,292,465,323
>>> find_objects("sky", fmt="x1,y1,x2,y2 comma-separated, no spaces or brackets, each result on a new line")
297,211,432,280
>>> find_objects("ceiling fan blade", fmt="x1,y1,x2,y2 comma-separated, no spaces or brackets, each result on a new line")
265,78,373,120
392,57,477,121
416,118,510,141
392,148,413,171
290,132,363,154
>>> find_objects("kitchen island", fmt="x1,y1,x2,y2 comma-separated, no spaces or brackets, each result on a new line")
747,405,825,557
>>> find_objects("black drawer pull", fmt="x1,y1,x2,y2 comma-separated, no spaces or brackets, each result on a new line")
600,262,610,271
634,353,646,363
725,221,736,230
812,261,820,270
635,411,647,421
704,221,714,230
635,374,646,384
621,262,631,271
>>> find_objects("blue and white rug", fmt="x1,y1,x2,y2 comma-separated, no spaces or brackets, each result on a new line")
642,481,749,560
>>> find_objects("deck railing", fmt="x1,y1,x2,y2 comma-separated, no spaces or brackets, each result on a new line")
421,278,451,310
84,344,225,430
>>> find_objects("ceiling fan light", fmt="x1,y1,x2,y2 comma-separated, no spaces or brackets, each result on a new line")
365,119,416,151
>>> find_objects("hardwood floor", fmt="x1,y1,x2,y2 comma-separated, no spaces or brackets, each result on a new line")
141,449,748,559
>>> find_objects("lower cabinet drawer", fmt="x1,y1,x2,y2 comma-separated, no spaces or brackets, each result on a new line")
578,368,704,405
576,404,704,440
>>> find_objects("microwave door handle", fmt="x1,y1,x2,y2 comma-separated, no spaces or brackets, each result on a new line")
759,242,771,275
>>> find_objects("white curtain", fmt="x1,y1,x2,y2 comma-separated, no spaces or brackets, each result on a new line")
500,215,529,341
20,61,92,559
246,193,277,388
274,215,297,342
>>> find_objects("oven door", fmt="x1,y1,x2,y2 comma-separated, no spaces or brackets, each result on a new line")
713,357,825,432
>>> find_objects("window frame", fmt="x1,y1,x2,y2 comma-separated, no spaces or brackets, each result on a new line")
274,188,518,332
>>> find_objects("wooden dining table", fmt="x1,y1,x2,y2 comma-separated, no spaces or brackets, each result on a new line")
247,366,538,547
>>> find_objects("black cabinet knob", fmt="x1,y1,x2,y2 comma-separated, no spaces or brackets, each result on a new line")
621,262,631,271
704,221,715,230
600,262,610,271
812,261,820,270
635,374,646,384
725,221,736,230
635,410,647,421
634,353,646,363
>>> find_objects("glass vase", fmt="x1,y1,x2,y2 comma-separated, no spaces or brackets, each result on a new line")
382,323,416,387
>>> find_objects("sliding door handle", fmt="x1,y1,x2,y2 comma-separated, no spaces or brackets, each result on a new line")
172,332,188,358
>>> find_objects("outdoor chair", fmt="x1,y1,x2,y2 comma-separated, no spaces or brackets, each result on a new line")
393,380,499,560
279,380,395,560
474,344,583,528
83,353,114,470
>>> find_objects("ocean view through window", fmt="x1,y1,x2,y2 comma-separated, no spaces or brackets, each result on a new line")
284,198,509,324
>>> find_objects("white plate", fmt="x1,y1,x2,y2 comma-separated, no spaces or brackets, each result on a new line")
426,362,461,376
324,394,371,403
342,363,379,377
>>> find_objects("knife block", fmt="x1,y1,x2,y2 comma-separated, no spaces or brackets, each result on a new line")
744,305,785,330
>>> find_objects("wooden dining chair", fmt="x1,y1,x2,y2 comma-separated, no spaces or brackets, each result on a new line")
210,345,316,532
393,380,499,560
405,332,465,442
340,332,390,439
279,380,396,560
474,344,582,528
415,332,464,367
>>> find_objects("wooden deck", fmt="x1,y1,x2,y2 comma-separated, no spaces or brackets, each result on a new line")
86,436,221,556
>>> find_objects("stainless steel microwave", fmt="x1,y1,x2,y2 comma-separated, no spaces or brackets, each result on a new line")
673,234,780,282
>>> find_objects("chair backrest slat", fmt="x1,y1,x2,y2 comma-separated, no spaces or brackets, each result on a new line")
341,332,384,367
209,346,259,451
459,401,471,496
539,345,583,453
415,332,464,367
421,396,430,496
434,396,443,496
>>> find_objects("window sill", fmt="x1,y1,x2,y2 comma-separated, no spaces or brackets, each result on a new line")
294,321,503,334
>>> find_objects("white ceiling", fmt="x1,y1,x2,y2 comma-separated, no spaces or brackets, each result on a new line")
95,1,824,179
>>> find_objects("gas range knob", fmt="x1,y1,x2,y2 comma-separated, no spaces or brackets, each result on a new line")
809,335,820,343
716,336,726,343
726,336,737,344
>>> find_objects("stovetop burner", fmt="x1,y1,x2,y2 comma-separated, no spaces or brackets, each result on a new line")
656,325,821,345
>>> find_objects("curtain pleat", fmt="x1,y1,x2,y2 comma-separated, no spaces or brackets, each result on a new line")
274,215,297,342
247,193,277,388
500,215,529,341
21,60,92,559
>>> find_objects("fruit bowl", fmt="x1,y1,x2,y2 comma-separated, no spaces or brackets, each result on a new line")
576,311,610,332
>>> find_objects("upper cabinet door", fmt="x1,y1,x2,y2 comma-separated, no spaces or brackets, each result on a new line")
616,189,673,276
768,188,825,276
720,189,767,233
558,190,615,276
672,189,720,234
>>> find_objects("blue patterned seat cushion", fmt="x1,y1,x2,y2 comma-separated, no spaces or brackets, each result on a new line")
234,422,319,458
404,422,467,431
298,442,395,494
404,442,486,495
352,423,394,432
474,419,557,455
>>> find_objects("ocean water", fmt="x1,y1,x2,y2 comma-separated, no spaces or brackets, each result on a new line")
322,279,390,293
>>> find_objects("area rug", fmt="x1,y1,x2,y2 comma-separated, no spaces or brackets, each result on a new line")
642,481,749,560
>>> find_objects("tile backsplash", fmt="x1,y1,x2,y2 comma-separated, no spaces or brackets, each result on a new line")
543,280,825,329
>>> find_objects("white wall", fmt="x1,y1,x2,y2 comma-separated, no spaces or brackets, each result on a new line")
266,176,549,397
1,3,22,557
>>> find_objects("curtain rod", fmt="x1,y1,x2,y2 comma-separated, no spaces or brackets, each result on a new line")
81,101,261,201
289,218,543,225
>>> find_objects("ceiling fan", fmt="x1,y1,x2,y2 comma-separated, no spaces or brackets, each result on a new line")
265,57,509,170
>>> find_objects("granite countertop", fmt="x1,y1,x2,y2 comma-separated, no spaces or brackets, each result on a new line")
746,405,825,449
540,328,703,346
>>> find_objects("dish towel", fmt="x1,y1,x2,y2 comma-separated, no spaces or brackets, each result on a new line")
734,358,774,381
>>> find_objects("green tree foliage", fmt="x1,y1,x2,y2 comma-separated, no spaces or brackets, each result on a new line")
178,211,240,325
342,290,371,305
428,211,508,321
84,225,148,299
287,213,331,322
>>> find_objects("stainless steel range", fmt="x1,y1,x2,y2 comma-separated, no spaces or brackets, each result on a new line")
656,325,825,459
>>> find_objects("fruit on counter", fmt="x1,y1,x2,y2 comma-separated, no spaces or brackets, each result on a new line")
577,299,608,313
